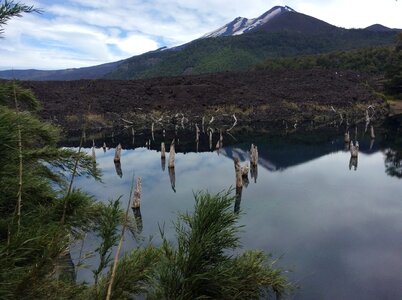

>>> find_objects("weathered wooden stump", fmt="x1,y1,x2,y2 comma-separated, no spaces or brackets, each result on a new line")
250,144,259,167
114,143,122,162
168,139,175,168
161,142,166,159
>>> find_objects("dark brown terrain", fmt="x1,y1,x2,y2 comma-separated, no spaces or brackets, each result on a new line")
19,69,387,132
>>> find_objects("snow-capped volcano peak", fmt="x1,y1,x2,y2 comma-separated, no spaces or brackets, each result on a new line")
202,6,297,38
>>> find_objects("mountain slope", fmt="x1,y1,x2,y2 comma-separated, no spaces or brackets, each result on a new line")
365,24,402,32
0,60,123,80
202,6,296,38
0,5,399,81
104,29,397,79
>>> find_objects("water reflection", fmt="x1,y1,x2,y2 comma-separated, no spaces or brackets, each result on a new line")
349,156,358,171
161,157,166,172
66,122,402,299
132,207,143,234
168,167,176,193
114,161,123,178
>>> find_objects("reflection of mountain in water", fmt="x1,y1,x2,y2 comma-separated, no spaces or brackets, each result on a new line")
221,137,381,172
61,126,396,173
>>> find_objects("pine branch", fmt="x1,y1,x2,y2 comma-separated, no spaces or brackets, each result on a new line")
106,175,135,300
0,0,41,36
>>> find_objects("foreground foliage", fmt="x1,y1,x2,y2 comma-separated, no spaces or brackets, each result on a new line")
95,192,289,300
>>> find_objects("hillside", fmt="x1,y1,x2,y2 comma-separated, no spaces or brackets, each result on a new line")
0,60,122,80
104,29,397,80
0,6,399,81
255,46,394,74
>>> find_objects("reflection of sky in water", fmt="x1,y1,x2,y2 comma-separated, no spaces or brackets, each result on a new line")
72,142,402,299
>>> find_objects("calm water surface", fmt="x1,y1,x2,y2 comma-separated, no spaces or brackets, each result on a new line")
68,125,402,299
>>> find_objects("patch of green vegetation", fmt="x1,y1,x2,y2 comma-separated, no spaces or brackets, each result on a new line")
104,30,397,80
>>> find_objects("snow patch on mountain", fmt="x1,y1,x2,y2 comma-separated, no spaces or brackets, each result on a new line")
202,6,296,38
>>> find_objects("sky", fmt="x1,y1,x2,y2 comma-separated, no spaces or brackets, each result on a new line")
0,0,401,70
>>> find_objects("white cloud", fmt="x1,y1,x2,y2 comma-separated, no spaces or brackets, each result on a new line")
0,0,401,70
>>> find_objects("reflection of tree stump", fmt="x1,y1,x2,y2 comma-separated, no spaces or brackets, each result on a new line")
168,167,176,193
234,186,242,214
132,177,142,209
114,161,123,178
114,143,122,162
161,142,166,159
242,174,249,188
349,156,358,171
234,158,243,189
250,164,258,183
161,157,166,172
250,144,259,167
52,247,76,282
370,125,375,139
350,141,359,158
195,124,200,143
132,207,143,234
209,130,212,150
168,139,175,168
344,131,350,143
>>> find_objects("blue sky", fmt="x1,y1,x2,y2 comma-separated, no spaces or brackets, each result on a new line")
0,0,401,70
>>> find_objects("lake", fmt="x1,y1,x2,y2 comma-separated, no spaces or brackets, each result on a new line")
66,121,402,299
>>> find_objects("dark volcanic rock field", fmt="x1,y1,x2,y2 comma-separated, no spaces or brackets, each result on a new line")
19,69,387,131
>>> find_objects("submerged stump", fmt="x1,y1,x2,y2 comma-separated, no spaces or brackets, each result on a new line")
114,143,122,162
168,139,175,168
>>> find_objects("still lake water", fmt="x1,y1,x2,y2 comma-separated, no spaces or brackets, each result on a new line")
67,124,402,299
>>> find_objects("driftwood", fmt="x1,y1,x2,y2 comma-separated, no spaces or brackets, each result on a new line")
168,139,175,168
102,142,107,153
132,177,142,209
114,143,122,162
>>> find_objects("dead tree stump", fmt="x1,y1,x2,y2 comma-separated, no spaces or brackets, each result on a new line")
168,139,175,168
114,143,122,162
161,142,166,159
